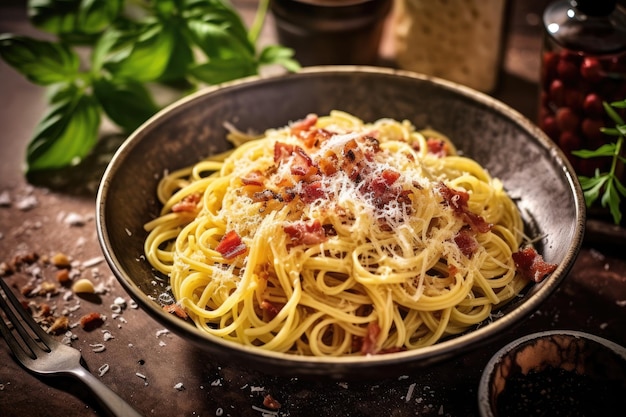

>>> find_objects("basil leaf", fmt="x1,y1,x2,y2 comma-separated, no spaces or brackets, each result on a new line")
186,18,254,60
27,85,101,172
183,0,255,60
90,26,121,71
93,77,158,132
258,45,300,72
183,0,252,51
28,0,123,43
28,0,81,35
103,21,175,82
0,34,80,85
158,28,195,82
77,0,123,34
153,0,177,17
189,57,256,84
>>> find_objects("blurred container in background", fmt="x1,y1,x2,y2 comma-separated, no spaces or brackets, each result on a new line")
393,0,507,93
539,0,626,177
270,0,392,66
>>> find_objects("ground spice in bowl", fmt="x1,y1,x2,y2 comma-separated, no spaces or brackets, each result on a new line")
478,330,626,417
496,365,625,416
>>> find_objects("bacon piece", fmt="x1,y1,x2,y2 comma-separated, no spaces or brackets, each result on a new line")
241,170,265,187
438,183,491,233
426,138,451,157
380,169,400,185
274,142,294,163
454,228,479,258
260,300,282,319
396,189,413,208
448,264,459,277
360,169,412,211
172,193,201,213
290,114,328,148
284,219,327,246
368,169,399,196
317,151,338,176
273,142,317,178
163,303,188,319
263,394,282,410
360,322,380,355
215,230,247,259
252,189,276,202
341,138,367,182
512,247,558,283
290,114,318,135
300,181,326,203
79,312,104,331
362,135,381,160
291,146,316,177
301,128,332,148
411,137,451,157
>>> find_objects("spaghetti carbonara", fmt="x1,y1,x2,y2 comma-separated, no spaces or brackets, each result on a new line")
144,111,548,356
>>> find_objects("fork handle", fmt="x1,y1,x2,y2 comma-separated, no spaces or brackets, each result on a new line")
71,367,144,417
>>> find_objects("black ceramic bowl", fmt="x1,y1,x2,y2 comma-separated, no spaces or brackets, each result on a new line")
478,331,626,416
96,66,585,379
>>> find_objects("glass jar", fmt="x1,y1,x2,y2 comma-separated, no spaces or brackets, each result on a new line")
539,0,626,177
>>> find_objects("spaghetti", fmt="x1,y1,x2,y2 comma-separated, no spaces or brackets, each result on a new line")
144,111,551,356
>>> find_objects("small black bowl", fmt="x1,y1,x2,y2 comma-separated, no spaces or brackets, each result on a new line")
478,330,626,417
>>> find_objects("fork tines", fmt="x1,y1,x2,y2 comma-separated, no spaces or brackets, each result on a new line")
0,278,53,360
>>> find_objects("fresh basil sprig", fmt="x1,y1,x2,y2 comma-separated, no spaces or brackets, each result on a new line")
0,0,300,173
572,100,626,225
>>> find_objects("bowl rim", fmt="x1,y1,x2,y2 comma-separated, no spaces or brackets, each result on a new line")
96,65,586,376
477,330,626,417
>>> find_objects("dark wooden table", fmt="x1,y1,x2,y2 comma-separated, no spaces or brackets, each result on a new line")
2,1,625,416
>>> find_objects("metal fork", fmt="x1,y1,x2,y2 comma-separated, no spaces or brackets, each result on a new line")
0,278,143,417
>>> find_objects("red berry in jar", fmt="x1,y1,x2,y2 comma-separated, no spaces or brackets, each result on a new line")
564,88,584,110
581,118,605,141
583,93,605,116
608,55,626,77
578,156,607,177
542,51,559,81
580,57,604,83
549,79,565,105
555,107,580,132
558,131,582,153
556,58,579,83
558,131,582,169
540,115,559,140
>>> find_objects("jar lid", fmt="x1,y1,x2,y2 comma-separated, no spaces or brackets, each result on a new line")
271,0,392,25
575,0,617,17
544,0,626,54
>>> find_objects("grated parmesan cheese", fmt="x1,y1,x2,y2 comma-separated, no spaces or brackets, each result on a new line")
405,382,416,402
90,343,106,353
98,364,110,376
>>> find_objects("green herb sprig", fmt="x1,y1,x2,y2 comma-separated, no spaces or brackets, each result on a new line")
0,0,300,173
572,99,626,225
